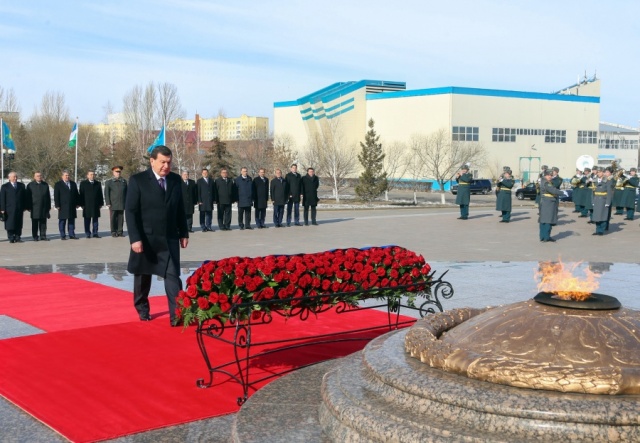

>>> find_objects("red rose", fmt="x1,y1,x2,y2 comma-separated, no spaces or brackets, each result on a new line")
220,302,231,312
213,273,223,285
376,267,386,277
186,285,197,298
182,298,192,307
197,297,210,310
208,292,219,303
218,293,229,303
262,287,275,300
201,279,212,292
322,279,331,291
421,264,432,275
411,268,420,278
234,277,245,287
251,310,262,320
390,269,399,279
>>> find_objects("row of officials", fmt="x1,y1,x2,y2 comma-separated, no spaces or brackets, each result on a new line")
0,163,320,243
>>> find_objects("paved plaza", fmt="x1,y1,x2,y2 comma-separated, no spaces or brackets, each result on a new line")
2,201,640,442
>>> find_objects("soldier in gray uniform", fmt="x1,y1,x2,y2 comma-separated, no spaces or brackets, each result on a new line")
455,164,472,220
591,167,613,236
604,167,615,231
551,166,563,189
538,169,566,242
495,169,514,222
622,168,638,220
104,166,127,237
535,165,548,207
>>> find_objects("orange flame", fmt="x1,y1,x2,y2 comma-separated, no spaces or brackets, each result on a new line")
535,259,600,301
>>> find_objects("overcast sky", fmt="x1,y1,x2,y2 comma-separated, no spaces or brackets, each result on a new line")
2,0,639,128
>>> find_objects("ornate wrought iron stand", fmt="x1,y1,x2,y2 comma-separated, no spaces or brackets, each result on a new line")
195,271,453,405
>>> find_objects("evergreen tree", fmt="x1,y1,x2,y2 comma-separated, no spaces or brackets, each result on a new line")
203,136,236,176
355,119,387,202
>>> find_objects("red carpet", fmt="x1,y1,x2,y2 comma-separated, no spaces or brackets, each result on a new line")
0,269,413,442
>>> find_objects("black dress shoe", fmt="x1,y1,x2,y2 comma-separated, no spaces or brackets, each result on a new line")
33,237,39,241
295,222,303,226
246,226,253,230
111,232,117,237
547,238,556,242
139,314,152,321
189,229,195,233
41,237,50,241
85,234,92,238
93,234,101,238
170,318,181,327
69,236,79,240
61,236,67,240
239,226,244,230
15,238,23,243
312,222,319,226
9,239,15,243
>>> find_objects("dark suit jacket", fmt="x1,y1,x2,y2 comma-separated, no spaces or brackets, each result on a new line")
125,169,188,277
181,179,197,215
301,174,320,206
215,177,235,205
253,176,269,209
54,180,80,219
0,182,27,230
285,172,303,202
26,181,51,220
79,180,104,218
270,176,288,206
196,177,216,211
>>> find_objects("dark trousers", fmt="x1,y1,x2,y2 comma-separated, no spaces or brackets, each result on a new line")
133,256,181,322
199,210,212,230
7,229,22,241
539,223,552,241
304,205,317,224
626,208,635,220
273,204,284,226
84,217,99,236
110,209,124,234
286,200,300,224
217,204,231,229
238,206,251,228
595,221,606,234
32,218,47,239
501,210,511,222
255,207,266,227
615,206,624,215
459,205,469,219
185,214,193,231
606,205,612,230
59,219,75,237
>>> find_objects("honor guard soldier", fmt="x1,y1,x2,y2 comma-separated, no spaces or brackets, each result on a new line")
551,167,563,189
612,168,626,215
570,169,583,213
591,167,613,236
604,167,614,231
622,168,638,220
535,165,548,207
538,169,566,242
495,169,514,222
585,166,598,223
578,167,591,218
455,164,473,220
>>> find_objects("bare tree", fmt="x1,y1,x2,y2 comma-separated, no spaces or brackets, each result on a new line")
272,132,298,172
122,83,156,167
0,86,20,114
383,140,408,200
156,82,185,126
406,135,428,204
412,128,487,204
304,120,357,202
230,137,272,176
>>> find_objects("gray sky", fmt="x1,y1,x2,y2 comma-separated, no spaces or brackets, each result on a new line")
2,0,639,127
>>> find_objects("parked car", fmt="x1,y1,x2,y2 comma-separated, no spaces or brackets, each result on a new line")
450,179,492,195
515,183,572,202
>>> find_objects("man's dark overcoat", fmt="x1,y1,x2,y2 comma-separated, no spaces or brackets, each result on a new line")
53,180,80,219
79,180,104,218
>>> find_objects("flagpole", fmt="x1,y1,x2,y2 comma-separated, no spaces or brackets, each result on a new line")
74,117,79,183
1,117,4,186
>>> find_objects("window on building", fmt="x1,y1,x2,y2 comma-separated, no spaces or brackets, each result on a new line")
492,128,516,142
578,130,597,144
544,129,566,143
452,126,479,142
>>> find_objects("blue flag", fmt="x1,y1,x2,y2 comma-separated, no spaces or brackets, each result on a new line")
147,126,165,154
2,120,16,152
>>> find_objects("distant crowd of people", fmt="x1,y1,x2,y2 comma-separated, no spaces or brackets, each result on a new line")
0,162,320,243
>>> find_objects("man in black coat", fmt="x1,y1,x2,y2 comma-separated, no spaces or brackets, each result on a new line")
253,168,269,228
196,168,216,232
53,170,80,240
0,171,27,243
301,167,320,226
125,145,189,326
235,167,254,230
181,170,198,232
26,171,51,241
215,168,235,231
285,163,303,226
79,170,104,238
104,166,127,237
270,168,288,228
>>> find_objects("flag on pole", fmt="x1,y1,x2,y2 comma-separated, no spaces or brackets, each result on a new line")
147,126,166,153
2,120,16,152
68,122,78,148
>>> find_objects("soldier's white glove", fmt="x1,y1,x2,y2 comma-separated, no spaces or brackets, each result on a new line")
563,191,569,197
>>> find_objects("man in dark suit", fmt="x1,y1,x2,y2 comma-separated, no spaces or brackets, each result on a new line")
270,168,288,227
54,170,80,240
26,171,51,241
215,168,235,231
235,166,253,230
301,167,320,226
125,145,189,326
0,171,27,243
285,163,303,226
104,166,127,237
181,170,198,232
196,168,216,232
79,170,104,238
253,168,269,228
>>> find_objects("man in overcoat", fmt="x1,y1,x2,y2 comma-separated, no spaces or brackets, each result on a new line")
0,171,27,243
79,170,104,238
26,171,51,241
253,168,269,228
235,167,253,230
285,163,303,226
54,170,80,240
622,168,638,220
495,170,514,223
538,169,566,242
591,167,613,236
181,170,197,232
270,168,288,228
104,166,127,237
125,145,188,326
215,168,235,231
301,167,319,225
196,168,216,232
455,165,473,220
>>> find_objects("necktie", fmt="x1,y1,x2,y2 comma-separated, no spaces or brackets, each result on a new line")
66,182,70,189
158,177,165,190
12,183,16,189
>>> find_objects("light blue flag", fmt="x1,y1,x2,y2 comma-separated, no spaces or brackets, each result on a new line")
2,120,16,152
147,126,166,154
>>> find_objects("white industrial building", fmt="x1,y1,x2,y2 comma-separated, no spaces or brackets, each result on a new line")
274,77,627,183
